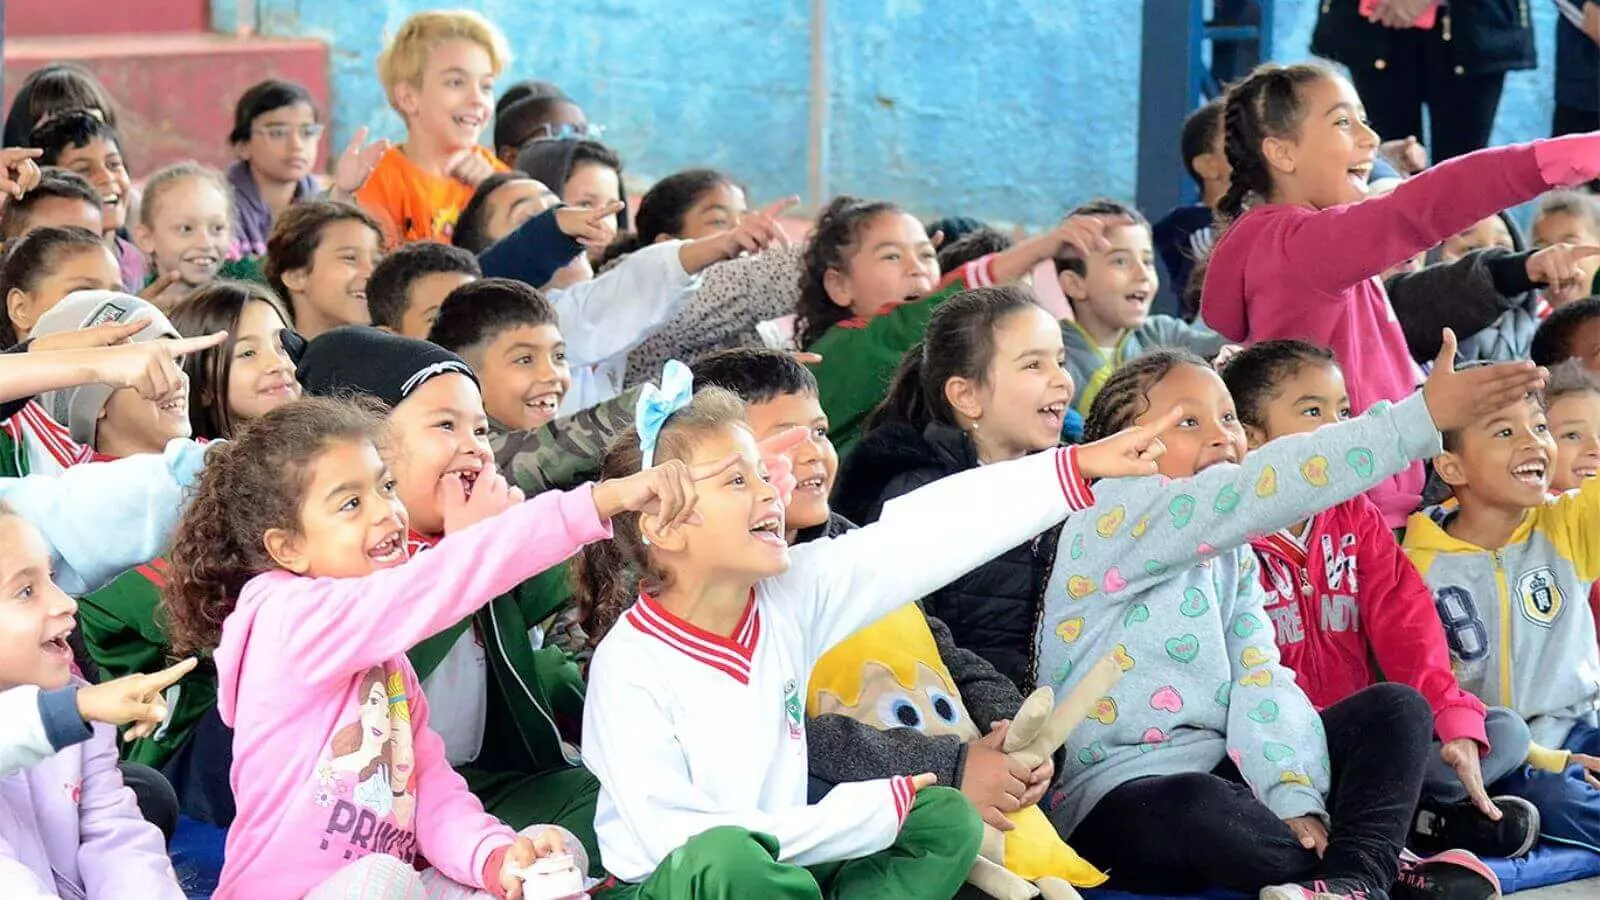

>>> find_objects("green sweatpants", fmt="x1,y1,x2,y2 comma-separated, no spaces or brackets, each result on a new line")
463,766,602,878
601,786,982,900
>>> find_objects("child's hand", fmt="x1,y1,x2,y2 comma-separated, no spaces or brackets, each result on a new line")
1074,406,1184,480
1053,212,1128,258
0,147,42,202
1440,738,1500,820
1527,243,1600,307
440,468,525,535
757,426,807,507
28,317,148,352
136,271,184,306
961,725,1027,831
447,151,496,188
1422,329,1547,432
1571,752,1600,790
496,833,538,900
75,657,197,740
331,126,391,196
93,332,228,402
1379,136,1428,175
554,201,624,252
719,195,798,257
592,454,740,535
909,772,937,792
1284,815,1329,856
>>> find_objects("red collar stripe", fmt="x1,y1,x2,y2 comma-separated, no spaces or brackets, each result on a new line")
1256,531,1308,568
627,594,760,684
18,403,91,468
890,775,914,825
1057,447,1095,510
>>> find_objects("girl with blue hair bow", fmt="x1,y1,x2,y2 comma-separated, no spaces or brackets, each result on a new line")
573,360,1176,900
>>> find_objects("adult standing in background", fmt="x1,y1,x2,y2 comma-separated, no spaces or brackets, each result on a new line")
1553,2,1599,137
1312,0,1537,163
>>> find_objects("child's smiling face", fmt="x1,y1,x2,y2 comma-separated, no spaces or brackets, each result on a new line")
384,373,493,537
54,136,132,233
472,323,572,431
1269,75,1380,212
136,176,234,293
744,391,837,540
1134,363,1247,478
398,38,495,151
266,438,411,579
1546,391,1600,493
824,211,939,321
1060,223,1158,344
1437,395,1556,512
0,515,79,692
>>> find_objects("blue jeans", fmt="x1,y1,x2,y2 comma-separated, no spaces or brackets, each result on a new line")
1422,707,1531,803
1495,722,1600,853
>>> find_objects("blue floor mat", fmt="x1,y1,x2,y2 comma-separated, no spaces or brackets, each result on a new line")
170,815,225,900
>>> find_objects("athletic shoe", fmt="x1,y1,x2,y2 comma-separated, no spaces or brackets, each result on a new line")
1261,877,1387,900
1391,849,1501,900
1411,795,1539,859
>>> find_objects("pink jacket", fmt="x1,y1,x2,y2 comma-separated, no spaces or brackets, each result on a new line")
213,486,611,899
1203,134,1600,526
0,692,182,899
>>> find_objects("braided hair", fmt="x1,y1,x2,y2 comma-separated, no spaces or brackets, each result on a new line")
1082,349,1211,443
1216,63,1331,222
1218,339,1337,432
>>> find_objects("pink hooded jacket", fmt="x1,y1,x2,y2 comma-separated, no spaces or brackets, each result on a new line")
1203,133,1600,526
213,486,611,899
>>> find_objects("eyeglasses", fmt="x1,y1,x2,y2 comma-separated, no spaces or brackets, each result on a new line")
254,123,326,143
520,122,606,145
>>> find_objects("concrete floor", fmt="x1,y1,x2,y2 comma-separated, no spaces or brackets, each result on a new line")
1511,877,1600,898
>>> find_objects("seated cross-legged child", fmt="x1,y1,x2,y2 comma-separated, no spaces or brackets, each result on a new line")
0,167,103,247
294,327,615,874
1043,344,1541,900
1404,370,1600,858
570,361,1172,898
29,112,142,290
1054,198,1227,420
1222,340,1540,863
0,504,185,898
159,393,700,898
264,199,385,338
356,10,510,244
368,240,482,339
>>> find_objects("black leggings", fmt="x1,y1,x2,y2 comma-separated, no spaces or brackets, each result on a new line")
119,762,179,845
1065,683,1432,895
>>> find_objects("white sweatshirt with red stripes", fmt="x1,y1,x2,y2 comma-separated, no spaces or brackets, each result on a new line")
582,446,1094,883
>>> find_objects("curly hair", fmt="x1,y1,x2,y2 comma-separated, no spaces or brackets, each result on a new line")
161,397,384,657
795,195,909,349
571,388,747,645
1082,349,1212,443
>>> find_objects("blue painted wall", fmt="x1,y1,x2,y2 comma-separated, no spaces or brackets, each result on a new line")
225,0,1559,227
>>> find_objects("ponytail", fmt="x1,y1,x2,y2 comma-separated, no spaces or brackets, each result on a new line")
1215,62,1330,223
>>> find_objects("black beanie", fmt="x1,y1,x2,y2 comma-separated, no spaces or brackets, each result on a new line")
296,326,478,409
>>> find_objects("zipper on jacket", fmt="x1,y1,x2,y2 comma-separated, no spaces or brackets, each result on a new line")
1442,12,1451,41
488,603,583,766
1492,550,1514,708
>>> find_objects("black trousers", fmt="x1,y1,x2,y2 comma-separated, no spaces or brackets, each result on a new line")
119,761,179,845
1349,27,1507,163
1066,683,1432,895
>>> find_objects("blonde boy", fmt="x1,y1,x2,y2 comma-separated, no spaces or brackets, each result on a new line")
356,10,511,246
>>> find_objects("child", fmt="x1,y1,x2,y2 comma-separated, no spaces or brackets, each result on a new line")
798,198,1116,457
2,62,117,148
367,240,481,338
356,10,510,245
452,172,560,256
831,286,1075,689
0,167,102,244
514,139,628,244
571,366,1172,896
228,79,388,257
602,168,747,264
1532,190,1600,300
31,292,193,460
293,327,616,870
1153,97,1227,319
29,112,141,290
691,346,1066,837
1404,374,1600,860
1544,359,1600,493
1042,345,1540,898
1056,198,1227,416
493,93,593,166
1532,296,1600,371
1200,61,1600,527
0,225,122,348
0,504,184,898
132,162,237,311
1222,339,1540,860
167,280,300,439
428,278,570,432
159,394,702,898
263,199,384,338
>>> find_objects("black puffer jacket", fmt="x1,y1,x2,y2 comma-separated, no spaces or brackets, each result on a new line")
1312,0,1536,79
832,419,1059,691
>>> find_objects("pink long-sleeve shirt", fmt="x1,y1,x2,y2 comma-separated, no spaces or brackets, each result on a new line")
1203,134,1600,526
213,486,611,899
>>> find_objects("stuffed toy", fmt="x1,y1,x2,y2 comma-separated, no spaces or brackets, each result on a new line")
808,604,1121,900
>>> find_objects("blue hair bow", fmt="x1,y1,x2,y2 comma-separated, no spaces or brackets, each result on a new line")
635,360,694,471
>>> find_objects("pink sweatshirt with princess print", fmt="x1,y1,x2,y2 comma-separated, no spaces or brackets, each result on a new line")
1203,133,1600,527
212,486,611,899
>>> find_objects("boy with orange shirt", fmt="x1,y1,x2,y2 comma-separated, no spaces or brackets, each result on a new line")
356,10,510,245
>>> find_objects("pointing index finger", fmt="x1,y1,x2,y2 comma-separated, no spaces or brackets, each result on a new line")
165,331,230,356
587,200,626,222
761,195,801,218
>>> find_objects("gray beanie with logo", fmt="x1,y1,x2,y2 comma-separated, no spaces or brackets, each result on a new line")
31,290,179,445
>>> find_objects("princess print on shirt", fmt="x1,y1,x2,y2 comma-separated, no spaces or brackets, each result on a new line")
313,665,420,862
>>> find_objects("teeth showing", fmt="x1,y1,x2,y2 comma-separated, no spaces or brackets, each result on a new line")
101,193,120,205
796,476,825,491
526,395,560,413
369,533,404,562
158,398,186,412
1348,163,1373,177
750,517,782,534
1040,402,1066,416
1513,461,1547,483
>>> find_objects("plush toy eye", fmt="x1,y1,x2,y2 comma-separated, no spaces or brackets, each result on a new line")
926,688,961,726
875,692,925,731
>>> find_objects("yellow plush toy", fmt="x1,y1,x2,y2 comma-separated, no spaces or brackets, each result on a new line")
808,604,1120,900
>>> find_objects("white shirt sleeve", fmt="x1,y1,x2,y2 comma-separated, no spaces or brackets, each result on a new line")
0,686,56,778
547,241,696,367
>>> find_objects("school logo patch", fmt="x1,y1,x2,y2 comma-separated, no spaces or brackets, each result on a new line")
783,679,803,740
1517,567,1564,626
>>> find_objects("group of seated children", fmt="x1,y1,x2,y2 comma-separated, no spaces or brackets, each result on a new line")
4,7,1600,900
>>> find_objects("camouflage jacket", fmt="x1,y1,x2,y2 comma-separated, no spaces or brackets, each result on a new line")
491,386,640,496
